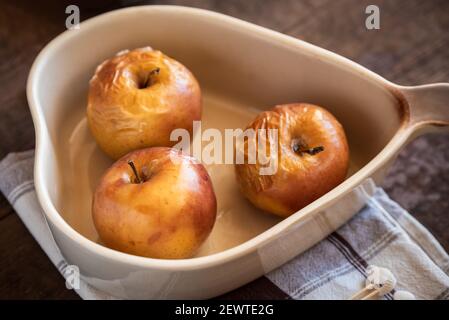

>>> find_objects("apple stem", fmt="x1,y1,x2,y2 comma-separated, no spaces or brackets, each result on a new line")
293,145,324,156
127,160,142,183
142,67,160,88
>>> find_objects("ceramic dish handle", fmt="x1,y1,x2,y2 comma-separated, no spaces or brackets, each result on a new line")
401,83,449,133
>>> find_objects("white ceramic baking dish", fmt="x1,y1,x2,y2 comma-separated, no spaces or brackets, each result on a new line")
27,6,449,299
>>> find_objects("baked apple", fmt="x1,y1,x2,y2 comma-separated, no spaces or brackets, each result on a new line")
87,47,201,159
235,103,349,217
92,147,217,259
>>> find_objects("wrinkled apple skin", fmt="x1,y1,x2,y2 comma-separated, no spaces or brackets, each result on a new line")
92,147,217,259
235,103,349,217
87,47,201,160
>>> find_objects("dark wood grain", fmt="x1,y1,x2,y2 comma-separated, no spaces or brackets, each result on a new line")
0,214,77,299
0,0,447,299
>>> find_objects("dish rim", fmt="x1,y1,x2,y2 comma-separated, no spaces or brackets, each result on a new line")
27,5,414,271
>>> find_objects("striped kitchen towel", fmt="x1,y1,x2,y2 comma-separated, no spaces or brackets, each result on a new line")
1,150,449,300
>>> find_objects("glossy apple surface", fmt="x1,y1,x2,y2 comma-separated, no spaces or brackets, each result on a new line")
235,103,349,217
87,47,201,159
92,147,217,259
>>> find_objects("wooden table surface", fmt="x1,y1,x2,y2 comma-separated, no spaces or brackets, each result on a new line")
0,0,448,299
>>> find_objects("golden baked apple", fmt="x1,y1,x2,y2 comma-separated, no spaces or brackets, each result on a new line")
92,147,217,259
235,103,349,217
87,47,201,159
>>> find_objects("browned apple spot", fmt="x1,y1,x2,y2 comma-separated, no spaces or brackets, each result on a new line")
200,171,208,181
147,231,162,244
135,204,154,213
291,137,307,153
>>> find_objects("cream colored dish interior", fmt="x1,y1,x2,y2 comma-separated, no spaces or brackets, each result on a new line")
35,8,404,258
